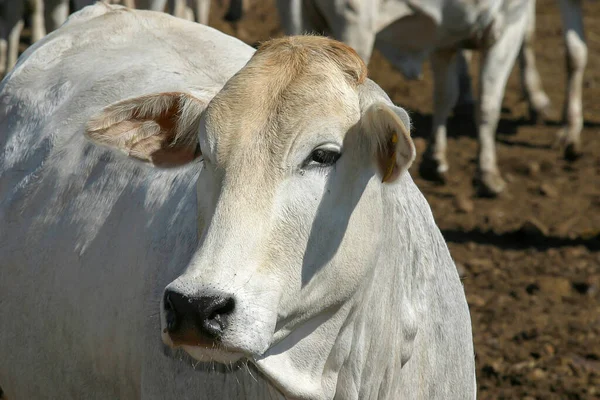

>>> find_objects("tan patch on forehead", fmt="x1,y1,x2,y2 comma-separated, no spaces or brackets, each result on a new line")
204,36,368,171
255,36,367,86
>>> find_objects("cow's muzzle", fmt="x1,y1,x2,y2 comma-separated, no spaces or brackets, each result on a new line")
163,289,235,347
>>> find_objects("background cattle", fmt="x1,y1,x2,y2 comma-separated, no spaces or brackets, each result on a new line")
141,0,246,25
0,0,121,78
276,0,588,196
0,0,246,79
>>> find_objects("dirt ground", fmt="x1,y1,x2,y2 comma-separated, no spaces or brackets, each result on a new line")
13,0,598,398
206,1,600,398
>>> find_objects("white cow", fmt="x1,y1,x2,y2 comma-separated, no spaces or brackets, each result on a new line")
0,0,44,78
456,0,587,161
0,0,127,79
0,0,246,80
275,0,572,196
43,0,108,34
518,0,586,160
0,4,475,399
135,0,206,24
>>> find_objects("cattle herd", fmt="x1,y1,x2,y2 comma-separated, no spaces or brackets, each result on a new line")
0,0,594,399
0,0,245,77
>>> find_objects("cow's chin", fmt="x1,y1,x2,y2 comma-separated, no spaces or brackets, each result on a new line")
161,330,247,364
182,345,245,364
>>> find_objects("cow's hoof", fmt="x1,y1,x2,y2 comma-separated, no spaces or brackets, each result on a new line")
528,105,550,125
564,142,582,162
528,94,551,123
554,128,582,162
475,171,506,198
419,156,448,184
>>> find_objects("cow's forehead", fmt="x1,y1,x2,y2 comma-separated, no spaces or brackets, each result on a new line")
201,36,366,174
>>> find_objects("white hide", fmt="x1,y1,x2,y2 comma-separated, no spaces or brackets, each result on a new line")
0,4,475,399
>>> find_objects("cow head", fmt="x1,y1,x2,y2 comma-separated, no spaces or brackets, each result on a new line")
86,36,415,365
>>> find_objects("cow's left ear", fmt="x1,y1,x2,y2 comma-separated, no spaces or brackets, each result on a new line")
85,92,205,168
362,102,416,183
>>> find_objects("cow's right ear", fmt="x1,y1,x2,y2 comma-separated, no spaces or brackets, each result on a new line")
85,92,205,168
361,102,415,183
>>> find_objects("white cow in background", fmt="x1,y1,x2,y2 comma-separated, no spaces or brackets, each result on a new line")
0,0,126,78
43,0,125,34
518,0,586,160
0,0,245,80
457,0,587,161
136,0,206,24
0,0,44,77
277,0,588,196
0,3,475,399
127,0,246,28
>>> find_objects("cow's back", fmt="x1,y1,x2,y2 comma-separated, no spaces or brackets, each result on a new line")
0,5,254,398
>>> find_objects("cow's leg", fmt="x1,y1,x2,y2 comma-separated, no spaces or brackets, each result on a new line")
168,0,189,19
420,49,459,183
328,7,375,64
0,39,6,78
141,0,167,11
45,0,69,33
476,15,528,196
277,0,302,35
556,0,586,160
454,49,475,116
71,0,101,11
0,0,24,79
184,5,194,21
193,0,210,24
6,19,23,73
29,0,46,42
518,0,551,122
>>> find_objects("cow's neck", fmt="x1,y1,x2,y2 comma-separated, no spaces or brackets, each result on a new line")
255,177,434,400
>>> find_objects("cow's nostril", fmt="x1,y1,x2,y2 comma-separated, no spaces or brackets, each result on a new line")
164,293,173,310
199,296,235,339
162,290,235,340
208,297,235,321
163,290,181,333
166,308,178,332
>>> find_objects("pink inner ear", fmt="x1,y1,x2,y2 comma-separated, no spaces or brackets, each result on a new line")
151,144,200,167
377,129,400,183
87,92,206,168
129,133,199,167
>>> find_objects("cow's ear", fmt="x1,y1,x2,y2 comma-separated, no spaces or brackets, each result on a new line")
362,102,415,183
85,92,205,168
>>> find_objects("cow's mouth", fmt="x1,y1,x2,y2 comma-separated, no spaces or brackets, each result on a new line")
181,344,246,364
166,328,218,349
162,326,249,364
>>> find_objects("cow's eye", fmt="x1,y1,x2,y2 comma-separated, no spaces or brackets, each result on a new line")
305,145,341,168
